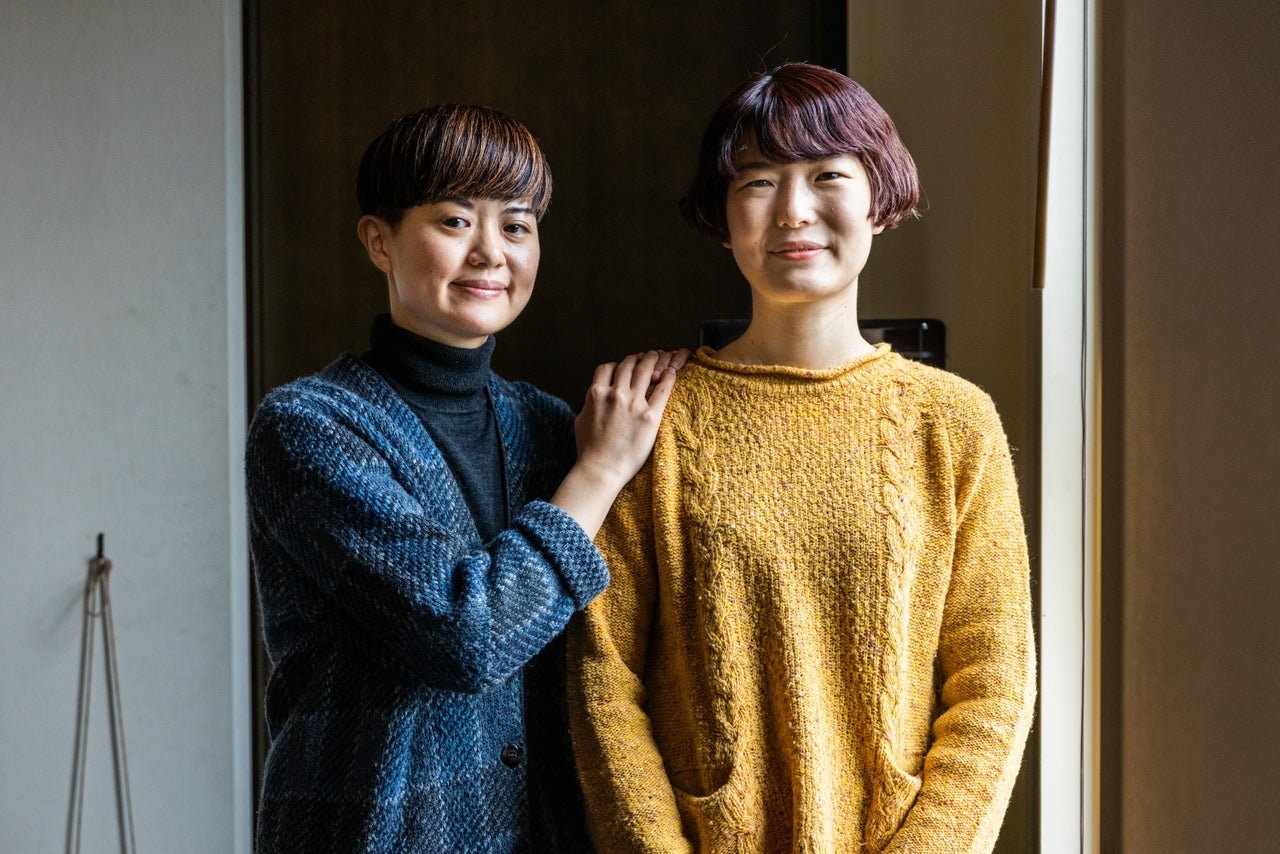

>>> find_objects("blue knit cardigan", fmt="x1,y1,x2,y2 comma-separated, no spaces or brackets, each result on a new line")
246,354,607,853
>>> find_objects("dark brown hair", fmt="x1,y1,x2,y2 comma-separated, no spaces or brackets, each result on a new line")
680,63,919,241
357,104,552,228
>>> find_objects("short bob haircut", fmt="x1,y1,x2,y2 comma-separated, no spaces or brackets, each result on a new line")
357,104,552,229
680,63,919,241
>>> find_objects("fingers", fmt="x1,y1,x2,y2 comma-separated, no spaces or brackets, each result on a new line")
591,348,689,401
590,360,618,392
573,349,682,491
644,356,680,411
585,353,646,413
632,351,663,396
650,348,692,383
611,352,640,392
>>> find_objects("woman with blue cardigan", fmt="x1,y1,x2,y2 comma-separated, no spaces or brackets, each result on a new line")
246,104,682,853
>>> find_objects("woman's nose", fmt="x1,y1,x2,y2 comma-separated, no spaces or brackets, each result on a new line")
775,183,816,229
467,225,504,268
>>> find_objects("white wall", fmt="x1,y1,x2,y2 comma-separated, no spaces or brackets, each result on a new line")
1037,2,1096,851
0,2,250,852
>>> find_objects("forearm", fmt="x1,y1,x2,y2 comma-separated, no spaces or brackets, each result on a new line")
549,461,631,541
887,413,1036,852
564,461,692,852
568,609,692,853
883,643,1036,853
257,497,607,690
248,403,608,690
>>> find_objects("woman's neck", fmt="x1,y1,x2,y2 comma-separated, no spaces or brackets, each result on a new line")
715,291,875,370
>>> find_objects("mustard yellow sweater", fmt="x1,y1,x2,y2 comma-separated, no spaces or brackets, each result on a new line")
568,345,1035,853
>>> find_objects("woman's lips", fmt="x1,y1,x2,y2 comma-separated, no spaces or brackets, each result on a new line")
454,279,506,298
770,242,825,261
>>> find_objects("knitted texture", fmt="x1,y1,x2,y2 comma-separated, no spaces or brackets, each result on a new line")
568,344,1035,854
247,354,606,853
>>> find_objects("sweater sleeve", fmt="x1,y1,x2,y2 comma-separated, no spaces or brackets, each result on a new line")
567,461,694,853
885,398,1037,853
246,391,609,694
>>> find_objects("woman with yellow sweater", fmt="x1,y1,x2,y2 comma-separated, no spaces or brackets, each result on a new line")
567,63,1036,853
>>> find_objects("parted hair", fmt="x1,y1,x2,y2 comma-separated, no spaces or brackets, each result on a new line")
680,63,920,241
357,104,552,228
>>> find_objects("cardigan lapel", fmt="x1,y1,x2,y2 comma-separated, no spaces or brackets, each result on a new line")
326,354,481,542
488,378,528,526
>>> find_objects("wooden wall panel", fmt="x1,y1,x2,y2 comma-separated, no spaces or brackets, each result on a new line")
249,1,837,405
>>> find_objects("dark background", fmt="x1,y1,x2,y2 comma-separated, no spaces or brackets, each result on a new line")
243,3,1035,850
247,0,846,406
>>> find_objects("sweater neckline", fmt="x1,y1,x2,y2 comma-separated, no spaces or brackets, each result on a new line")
694,342,893,381
365,313,494,399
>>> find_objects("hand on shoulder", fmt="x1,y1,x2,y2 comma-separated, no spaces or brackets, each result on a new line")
549,349,688,539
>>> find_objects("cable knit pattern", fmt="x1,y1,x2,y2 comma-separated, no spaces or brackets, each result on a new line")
247,354,606,853
568,344,1035,854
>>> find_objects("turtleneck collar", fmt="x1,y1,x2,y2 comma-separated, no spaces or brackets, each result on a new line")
366,313,494,401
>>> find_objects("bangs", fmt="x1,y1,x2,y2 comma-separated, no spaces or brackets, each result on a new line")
423,117,552,216
718,89,855,178
357,104,553,227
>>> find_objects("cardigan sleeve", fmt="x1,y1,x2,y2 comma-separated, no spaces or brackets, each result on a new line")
885,396,1037,854
567,461,694,853
246,391,609,694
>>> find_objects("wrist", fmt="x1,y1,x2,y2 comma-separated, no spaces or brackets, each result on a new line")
568,456,630,495
550,460,631,541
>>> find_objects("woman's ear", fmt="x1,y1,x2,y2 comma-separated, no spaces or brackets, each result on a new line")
357,215,394,274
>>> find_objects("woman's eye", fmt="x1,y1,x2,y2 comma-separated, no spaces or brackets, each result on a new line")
742,179,773,189
441,216,468,229
504,222,531,236
816,171,843,182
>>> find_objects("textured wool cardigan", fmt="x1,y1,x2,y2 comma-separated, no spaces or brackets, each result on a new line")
569,345,1036,854
247,353,606,853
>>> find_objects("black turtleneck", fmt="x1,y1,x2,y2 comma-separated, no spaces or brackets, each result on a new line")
362,314,507,542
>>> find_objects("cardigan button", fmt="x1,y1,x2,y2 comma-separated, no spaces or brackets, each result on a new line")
500,744,524,768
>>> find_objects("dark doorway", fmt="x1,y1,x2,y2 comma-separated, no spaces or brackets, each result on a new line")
246,1,846,406
244,0,844,819
243,4,1035,851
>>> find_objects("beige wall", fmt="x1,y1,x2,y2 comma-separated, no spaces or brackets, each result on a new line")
847,2,1042,478
851,1,1280,850
1100,1,1280,850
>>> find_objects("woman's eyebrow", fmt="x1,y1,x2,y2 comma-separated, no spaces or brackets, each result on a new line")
440,196,532,215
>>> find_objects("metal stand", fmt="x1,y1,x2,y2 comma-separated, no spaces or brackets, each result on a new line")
67,533,137,854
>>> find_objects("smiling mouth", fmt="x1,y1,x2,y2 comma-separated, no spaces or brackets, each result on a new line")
770,242,825,260
454,279,506,298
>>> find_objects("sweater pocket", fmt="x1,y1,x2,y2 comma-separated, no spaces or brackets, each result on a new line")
862,753,922,852
671,759,758,854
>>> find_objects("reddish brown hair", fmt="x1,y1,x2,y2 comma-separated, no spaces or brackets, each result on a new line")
680,63,920,241
357,104,552,228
